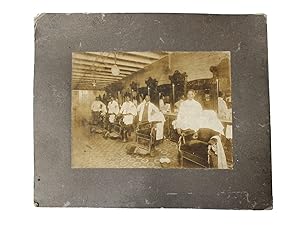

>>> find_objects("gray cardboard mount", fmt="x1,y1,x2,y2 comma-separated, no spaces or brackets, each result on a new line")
34,13,272,209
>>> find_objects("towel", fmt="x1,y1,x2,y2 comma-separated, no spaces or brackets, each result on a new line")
149,111,165,140
210,135,228,169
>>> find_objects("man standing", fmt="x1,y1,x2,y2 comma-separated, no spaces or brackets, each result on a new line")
106,96,119,132
91,97,107,124
218,91,229,119
137,95,165,142
137,95,159,123
119,96,137,142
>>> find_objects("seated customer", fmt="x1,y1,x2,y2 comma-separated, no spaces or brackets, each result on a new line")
175,89,203,134
174,89,224,136
174,90,229,168
119,95,137,142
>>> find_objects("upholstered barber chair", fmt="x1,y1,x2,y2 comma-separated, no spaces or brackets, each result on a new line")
135,121,158,156
90,112,106,133
119,115,134,142
177,128,224,168
103,114,123,140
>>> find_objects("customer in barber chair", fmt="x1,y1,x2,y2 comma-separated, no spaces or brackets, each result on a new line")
136,95,165,144
175,89,204,135
119,95,137,142
174,89,230,168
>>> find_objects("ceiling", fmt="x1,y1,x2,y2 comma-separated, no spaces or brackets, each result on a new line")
72,52,168,90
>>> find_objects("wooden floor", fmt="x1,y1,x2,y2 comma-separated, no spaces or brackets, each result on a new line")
71,125,180,168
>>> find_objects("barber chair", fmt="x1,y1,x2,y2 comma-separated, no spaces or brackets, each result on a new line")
177,128,222,168
178,128,233,168
135,121,157,156
103,114,122,140
90,112,106,134
119,114,134,142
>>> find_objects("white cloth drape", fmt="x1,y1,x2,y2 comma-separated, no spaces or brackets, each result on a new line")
120,101,137,125
137,101,160,122
211,135,228,169
174,99,224,134
107,100,119,123
149,111,166,140
175,99,203,131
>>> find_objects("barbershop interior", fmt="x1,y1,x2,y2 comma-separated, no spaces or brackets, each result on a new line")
72,52,233,169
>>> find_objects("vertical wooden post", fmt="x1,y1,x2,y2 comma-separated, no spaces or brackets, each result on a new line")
172,83,175,107
216,78,219,113
184,78,187,95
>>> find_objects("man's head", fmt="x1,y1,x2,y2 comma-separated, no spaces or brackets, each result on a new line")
145,95,150,102
96,97,99,101
110,96,114,102
219,91,225,98
187,89,195,100
125,95,130,102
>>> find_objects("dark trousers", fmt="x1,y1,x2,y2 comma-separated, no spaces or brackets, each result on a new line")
92,111,105,126
120,123,133,140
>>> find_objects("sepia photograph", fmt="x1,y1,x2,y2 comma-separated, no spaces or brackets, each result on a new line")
71,51,233,169
33,13,273,209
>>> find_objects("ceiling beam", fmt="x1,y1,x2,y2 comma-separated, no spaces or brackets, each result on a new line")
72,81,115,86
125,51,167,60
73,82,108,87
86,52,157,64
73,53,147,69
72,77,118,83
73,87,106,90
72,58,140,72
72,81,118,87
72,81,117,87
72,81,109,86
72,63,132,75
72,68,127,77
72,85,109,89
72,71,125,79
72,87,106,90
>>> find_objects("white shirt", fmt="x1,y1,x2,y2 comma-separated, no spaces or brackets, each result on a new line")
159,99,165,110
107,100,119,114
133,99,138,107
174,99,224,133
120,101,137,125
137,101,160,122
91,100,107,113
174,99,184,112
218,97,228,119
175,99,203,131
